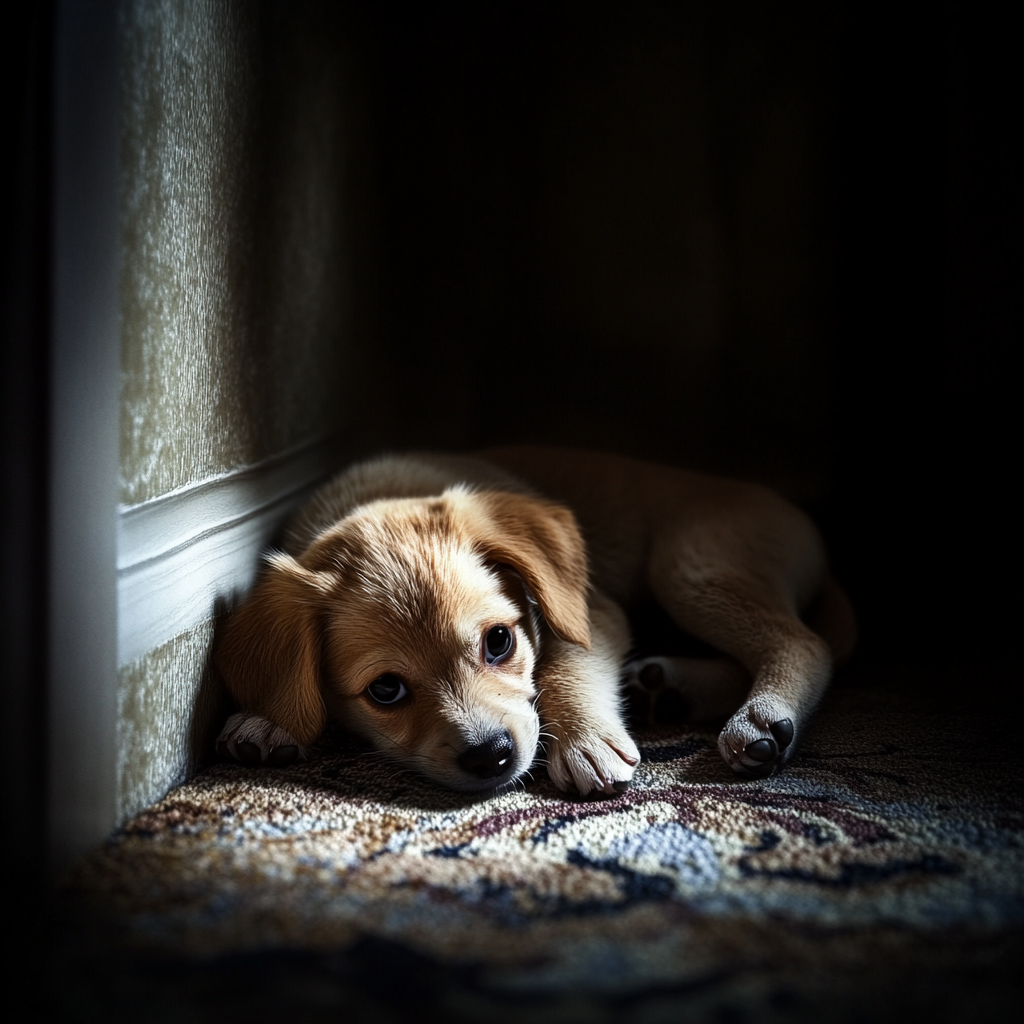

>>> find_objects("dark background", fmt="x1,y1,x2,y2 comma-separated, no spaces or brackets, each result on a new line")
1,0,1020,906
342,0,1020,677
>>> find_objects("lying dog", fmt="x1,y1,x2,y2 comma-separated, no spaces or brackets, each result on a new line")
214,448,855,794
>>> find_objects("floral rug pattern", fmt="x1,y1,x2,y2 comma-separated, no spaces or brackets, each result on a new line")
63,674,1024,1019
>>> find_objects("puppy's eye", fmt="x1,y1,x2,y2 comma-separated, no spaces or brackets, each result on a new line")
366,674,408,705
483,625,514,665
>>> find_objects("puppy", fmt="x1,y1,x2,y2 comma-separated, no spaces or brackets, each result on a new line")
214,448,855,794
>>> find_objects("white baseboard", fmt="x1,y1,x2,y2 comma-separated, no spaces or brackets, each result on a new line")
117,436,343,666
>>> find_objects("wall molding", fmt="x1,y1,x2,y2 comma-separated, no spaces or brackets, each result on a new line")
117,435,344,666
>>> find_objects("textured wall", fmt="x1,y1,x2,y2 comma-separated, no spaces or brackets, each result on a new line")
120,0,351,507
117,0,354,821
116,622,226,821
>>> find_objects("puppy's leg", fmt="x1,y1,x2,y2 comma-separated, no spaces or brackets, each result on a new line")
216,712,307,767
648,520,835,776
622,655,750,725
537,590,640,796
713,608,830,777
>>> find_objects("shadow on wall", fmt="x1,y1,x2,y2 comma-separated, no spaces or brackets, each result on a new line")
347,1,838,506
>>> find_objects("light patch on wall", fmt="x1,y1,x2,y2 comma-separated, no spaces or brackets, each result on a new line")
120,0,351,506
116,619,225,823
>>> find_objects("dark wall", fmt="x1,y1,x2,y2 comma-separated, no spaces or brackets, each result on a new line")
1,0,52,947
344,0,1020,671
351,0,838,500
829,4,1019,671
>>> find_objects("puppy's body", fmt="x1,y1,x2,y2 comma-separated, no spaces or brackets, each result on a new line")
215,448,855,793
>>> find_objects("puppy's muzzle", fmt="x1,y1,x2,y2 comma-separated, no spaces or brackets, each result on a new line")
458,729,516,782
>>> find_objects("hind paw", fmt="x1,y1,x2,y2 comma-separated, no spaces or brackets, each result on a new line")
623,654,749,724
622,657,691,725
717,697,797,778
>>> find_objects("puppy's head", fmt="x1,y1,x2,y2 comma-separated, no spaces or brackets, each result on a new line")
214,488,590,791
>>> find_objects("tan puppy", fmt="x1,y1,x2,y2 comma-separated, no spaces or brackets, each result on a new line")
214,448,855,794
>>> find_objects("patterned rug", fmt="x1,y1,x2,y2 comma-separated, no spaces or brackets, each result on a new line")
55,667,1024,1022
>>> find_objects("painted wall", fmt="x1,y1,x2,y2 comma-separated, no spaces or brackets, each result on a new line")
116,0,355,821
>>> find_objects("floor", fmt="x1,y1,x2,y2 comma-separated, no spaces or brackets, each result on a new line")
50,663,1024,1022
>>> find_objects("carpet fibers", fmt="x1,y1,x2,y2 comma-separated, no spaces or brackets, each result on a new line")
55,668,1024,1022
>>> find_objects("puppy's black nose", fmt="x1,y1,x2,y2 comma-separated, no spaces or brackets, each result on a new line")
458,730,516,779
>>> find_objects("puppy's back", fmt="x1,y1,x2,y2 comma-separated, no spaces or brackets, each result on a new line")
481,446,828,609
284,453,534,557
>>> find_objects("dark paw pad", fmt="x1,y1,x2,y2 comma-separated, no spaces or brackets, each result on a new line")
612,780,630,793
235,741,261,765
741,761,776,779
266,745,298,767
745,738,779,763
769,719,794,750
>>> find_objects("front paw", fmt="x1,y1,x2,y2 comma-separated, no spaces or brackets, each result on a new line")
215,712,306,767
717,696,796,778
544,717,640,797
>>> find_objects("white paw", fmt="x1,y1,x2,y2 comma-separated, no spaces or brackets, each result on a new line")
717,695,797,777
216,712,307,767
543,716,640,797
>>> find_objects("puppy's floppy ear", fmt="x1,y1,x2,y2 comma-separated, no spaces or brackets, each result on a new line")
467,490,591,649
213,552,335,745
